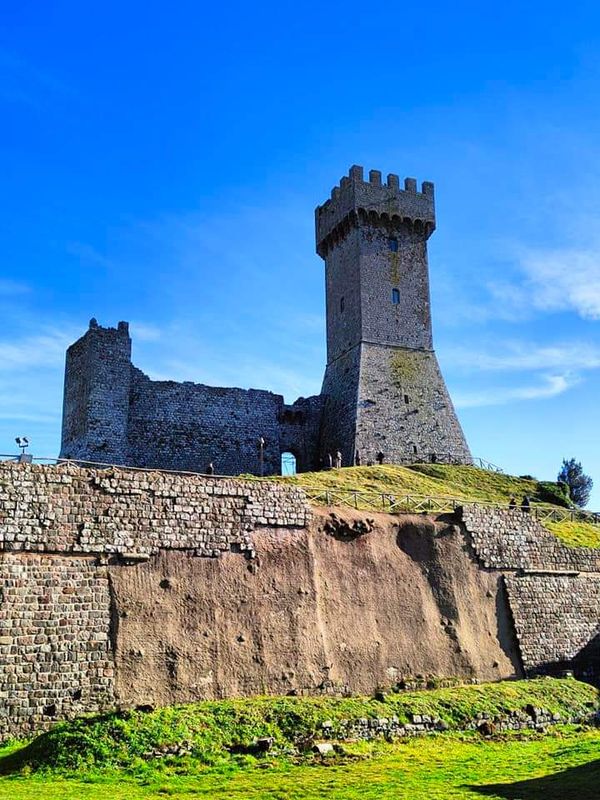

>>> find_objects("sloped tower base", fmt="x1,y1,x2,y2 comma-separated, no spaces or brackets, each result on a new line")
320,343,470,466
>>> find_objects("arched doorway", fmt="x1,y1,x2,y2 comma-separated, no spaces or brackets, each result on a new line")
281,451,297,476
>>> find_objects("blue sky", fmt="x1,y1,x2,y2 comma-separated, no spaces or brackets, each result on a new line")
1,1,599,506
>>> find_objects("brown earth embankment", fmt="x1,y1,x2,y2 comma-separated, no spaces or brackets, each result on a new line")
109,508,521,706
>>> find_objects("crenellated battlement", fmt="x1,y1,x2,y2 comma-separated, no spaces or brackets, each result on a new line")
315,165,435,256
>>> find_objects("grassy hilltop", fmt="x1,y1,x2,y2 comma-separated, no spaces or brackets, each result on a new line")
274,464,600,548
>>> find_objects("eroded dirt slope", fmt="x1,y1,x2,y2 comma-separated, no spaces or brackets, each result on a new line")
108,509,521,706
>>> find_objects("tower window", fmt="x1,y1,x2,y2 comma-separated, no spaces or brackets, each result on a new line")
340,296,345,313
413,445,418,454
404,394,409,404
389,238,398,252
392,288,400,304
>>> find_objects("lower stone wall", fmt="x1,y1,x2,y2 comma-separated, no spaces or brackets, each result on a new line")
0,463,599,742
0,553,113,740
0,462,309,559
505,574,600,679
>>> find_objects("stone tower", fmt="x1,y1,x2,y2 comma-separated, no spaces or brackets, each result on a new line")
60,319,132,464
316,165,471,467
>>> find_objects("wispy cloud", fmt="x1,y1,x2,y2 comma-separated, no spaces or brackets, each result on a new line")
446,340,600,372
66,242,113,269
489,243,600,320
0,328,77,372
454,373,579,409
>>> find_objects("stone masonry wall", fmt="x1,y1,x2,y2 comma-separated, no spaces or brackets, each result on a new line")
0,462,310,560
0,462,598,741
0,461,310,740
504,574,600,677
0,554,113,740
356,345,471,464
128,367,285,477
461,505,600,572
460,505,600,681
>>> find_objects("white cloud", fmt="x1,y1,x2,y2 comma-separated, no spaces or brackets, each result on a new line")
454,373,578,409
486,243,600,321
129,322,163,342
0,328,77,371
445,340,600,372
519,245,600,319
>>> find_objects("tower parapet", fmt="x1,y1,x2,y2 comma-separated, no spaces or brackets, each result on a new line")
316,165,435,258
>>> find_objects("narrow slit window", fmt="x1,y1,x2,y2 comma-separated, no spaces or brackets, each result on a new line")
413,445,418,454
404,394,409,404
392,288,400,305
340,296,345,313
389,238,398,252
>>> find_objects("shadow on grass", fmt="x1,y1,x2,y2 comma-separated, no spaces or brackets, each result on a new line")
470,758,600,799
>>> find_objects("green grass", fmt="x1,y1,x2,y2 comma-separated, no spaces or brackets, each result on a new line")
545,520,600,549
0,729,598,799
1,678,596,774
273,464,600,548
0,679,596,799
276,464,566,506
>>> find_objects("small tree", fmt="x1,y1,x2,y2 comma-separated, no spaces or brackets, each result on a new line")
557,458,594,507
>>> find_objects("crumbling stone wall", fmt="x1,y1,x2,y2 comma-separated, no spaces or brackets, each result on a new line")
0,554,113,740
60,322,324,475
0,462,309,559
460,505,600,681
0,462,598,741
461,506,600,572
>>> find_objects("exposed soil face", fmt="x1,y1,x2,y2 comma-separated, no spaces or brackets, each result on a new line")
108,509,521,707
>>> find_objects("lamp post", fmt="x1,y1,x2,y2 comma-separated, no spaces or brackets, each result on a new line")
15,437,32,464
258,436,265,477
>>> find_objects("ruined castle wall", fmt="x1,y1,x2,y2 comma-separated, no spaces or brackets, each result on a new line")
127,368,285,476
0,462,598,741
60,323,132,464
461,506,600,572
0,554,113,740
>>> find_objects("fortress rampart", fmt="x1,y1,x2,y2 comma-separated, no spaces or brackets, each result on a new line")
0,462,599,741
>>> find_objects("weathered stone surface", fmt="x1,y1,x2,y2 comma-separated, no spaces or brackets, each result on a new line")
0,461,310,559
60,166,471,475
461,506,600,573
0,462,598,742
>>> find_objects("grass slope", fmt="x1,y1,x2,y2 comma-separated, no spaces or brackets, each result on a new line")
0,729,599,799
2,678,596,774
275,464,600,548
